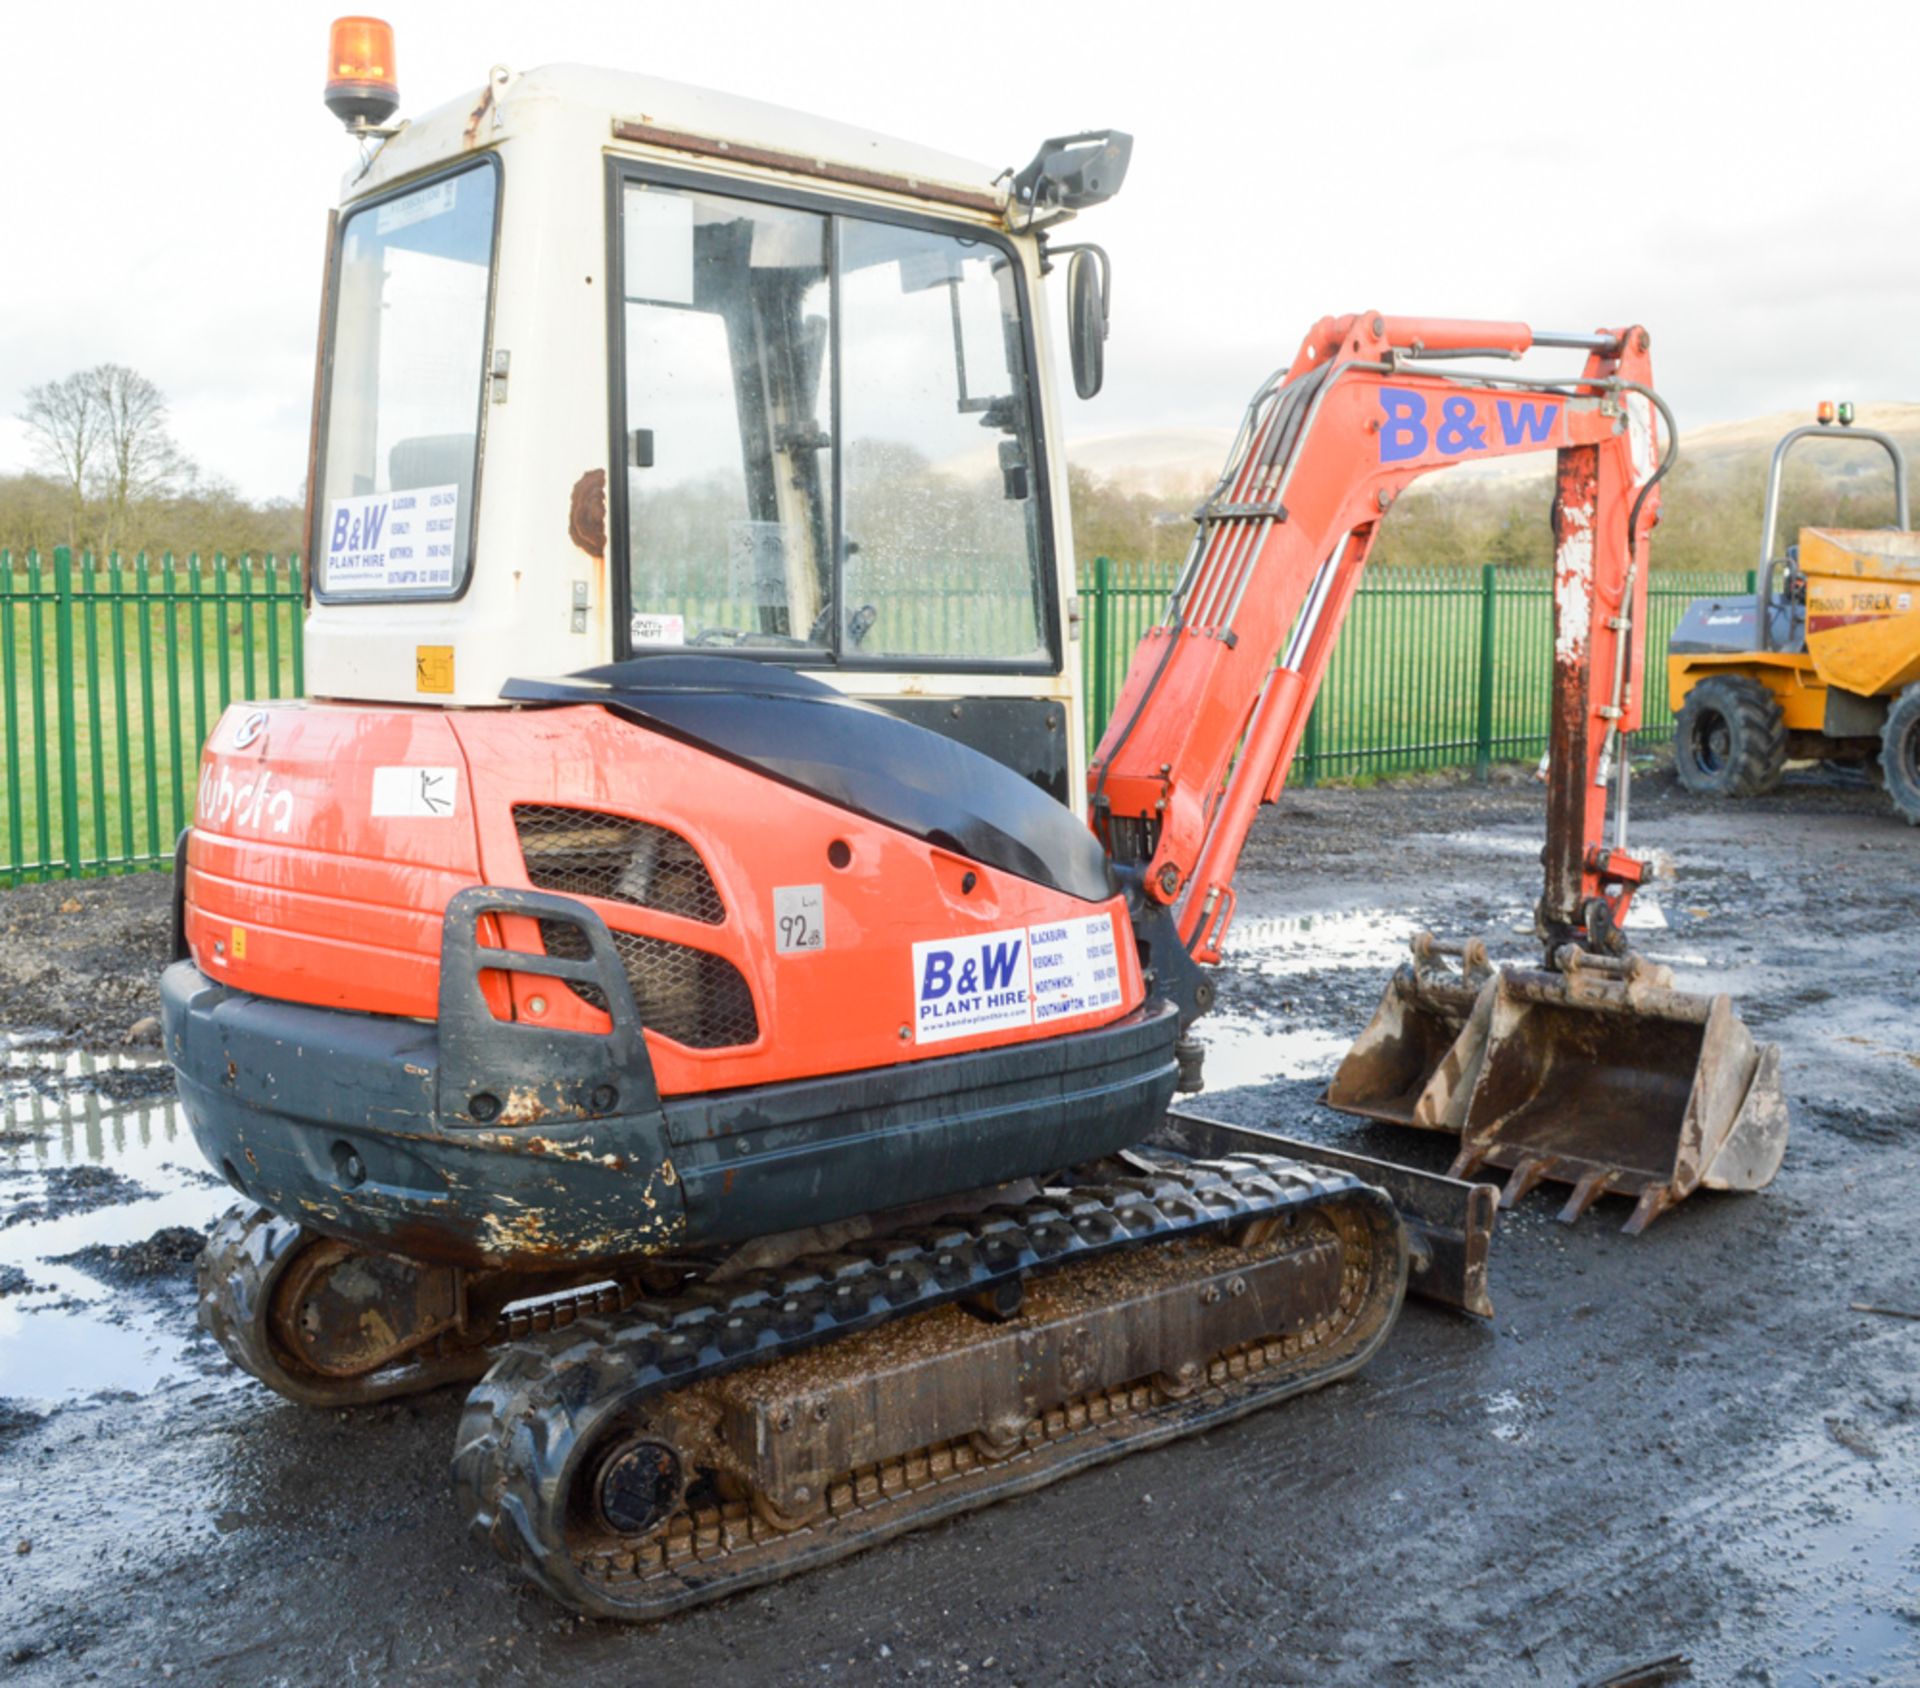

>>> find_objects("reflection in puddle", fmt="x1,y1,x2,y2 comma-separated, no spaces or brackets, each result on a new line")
1195,1015,1351,1093
1225,909,1417,977
1,1043,232,1407
1440,829,1542,858
1622,893,1668,931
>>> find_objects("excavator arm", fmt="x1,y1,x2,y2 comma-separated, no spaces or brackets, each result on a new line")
1089,313,1669,965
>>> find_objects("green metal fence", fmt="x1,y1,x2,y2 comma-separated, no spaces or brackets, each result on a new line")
2,547,304,885
1077,558,1754,785
0,545,1750,886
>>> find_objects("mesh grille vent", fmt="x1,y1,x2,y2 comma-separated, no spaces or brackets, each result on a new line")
514,806,724,926
538,919,760,1050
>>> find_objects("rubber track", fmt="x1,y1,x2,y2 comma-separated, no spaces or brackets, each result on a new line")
452,1153,1400,1618
198,1204,629,1407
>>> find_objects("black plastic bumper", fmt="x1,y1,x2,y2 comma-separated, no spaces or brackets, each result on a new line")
163,888,1183,1271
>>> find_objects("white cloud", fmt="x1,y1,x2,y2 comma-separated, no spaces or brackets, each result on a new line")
3,0,1916,500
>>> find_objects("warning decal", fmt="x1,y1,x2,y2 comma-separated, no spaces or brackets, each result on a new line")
912,912,1121,1045
371,766,459,818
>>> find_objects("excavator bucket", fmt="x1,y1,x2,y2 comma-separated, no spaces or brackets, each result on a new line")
1444,951,1790,1233
1323,934,1495,1132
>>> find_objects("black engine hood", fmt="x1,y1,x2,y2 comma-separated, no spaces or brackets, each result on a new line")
502,657,1114,904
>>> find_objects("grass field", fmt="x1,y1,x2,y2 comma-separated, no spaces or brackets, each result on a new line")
1,552,1750,884
2,553,303,883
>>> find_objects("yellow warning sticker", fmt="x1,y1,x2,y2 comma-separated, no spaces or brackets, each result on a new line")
230,925,248,960
416,646,455,694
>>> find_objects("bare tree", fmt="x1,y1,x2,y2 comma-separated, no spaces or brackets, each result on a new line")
17,364,193,556
20,370,103,548
91,364,193,557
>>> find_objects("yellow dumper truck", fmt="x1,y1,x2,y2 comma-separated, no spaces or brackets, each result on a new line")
1668,410,1920,822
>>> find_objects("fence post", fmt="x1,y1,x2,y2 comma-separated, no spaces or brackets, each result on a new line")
1,552,21,884
53,545,83,876
1089,555,1112,743
290,554,306,694
1300,695,1320,788
1474,562,1497,780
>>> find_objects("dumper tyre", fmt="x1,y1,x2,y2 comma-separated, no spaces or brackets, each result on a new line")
1673,676,1786,798
1880,684,1920,825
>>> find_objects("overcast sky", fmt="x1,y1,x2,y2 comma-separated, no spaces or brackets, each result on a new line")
4,0,1916,501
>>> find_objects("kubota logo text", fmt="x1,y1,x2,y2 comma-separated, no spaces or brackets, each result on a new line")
198,760,296,835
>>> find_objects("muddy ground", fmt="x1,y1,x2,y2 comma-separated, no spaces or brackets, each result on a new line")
0,874,173,1048
1,766,1916,1686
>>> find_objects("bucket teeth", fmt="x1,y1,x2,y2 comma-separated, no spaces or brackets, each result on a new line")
1555,1170,1611,1225
1621,1185,1672,1236
1445,1147,1487,1182
1498,1156,1552,1210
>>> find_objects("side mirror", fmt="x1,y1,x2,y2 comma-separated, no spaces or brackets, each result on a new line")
1066,247,1109,401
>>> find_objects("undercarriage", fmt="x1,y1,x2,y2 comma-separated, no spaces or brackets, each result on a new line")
200,1151,1405,1619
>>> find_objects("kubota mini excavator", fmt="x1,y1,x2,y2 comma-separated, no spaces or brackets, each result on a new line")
164,23,1786,1620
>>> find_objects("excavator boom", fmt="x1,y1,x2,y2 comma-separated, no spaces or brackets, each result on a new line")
1091,313,1662,963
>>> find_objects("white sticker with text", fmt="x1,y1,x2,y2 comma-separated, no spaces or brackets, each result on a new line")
912,912,1121,1044
913,926,1032,1043
376,177,458,235
325,484,459,593
371,766,459,818
631,612,687,646
773,885,825,954
1029,914,1125,1024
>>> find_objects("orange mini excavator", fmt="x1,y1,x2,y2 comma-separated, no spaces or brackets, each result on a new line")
165,26,1786,1619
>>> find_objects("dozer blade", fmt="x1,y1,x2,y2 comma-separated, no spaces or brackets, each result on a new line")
1153,1109,1499,1319
1323,933,1496,1132
1445,949,1790,1233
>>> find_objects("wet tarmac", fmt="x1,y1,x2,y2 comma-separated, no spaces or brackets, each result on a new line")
1,770,1916,1685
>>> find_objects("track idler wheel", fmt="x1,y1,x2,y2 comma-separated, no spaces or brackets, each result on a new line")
198,1203,496,1406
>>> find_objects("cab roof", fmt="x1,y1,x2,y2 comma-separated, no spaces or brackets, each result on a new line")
349,62,1012,216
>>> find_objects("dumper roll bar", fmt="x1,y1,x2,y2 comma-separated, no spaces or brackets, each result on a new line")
1756,425,1911,651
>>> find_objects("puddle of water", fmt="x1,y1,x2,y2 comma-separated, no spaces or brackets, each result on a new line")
1224,909,1418,978
1,1044,232,1407
1483,1388,1529,1444
1440,829,1542,858
1622,892,1668,931
1636,947,1712,969
1712,1425,1920,1685
1194,1015,1352,1093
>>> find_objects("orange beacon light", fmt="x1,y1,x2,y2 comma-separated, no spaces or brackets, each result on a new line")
325,17,399,130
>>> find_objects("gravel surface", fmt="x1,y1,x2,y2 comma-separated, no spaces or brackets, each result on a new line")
0,764,1916,1686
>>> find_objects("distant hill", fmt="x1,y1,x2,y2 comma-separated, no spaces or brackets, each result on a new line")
1057,403,1918,571
1061,404,1920,502
1060,428,1234,496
